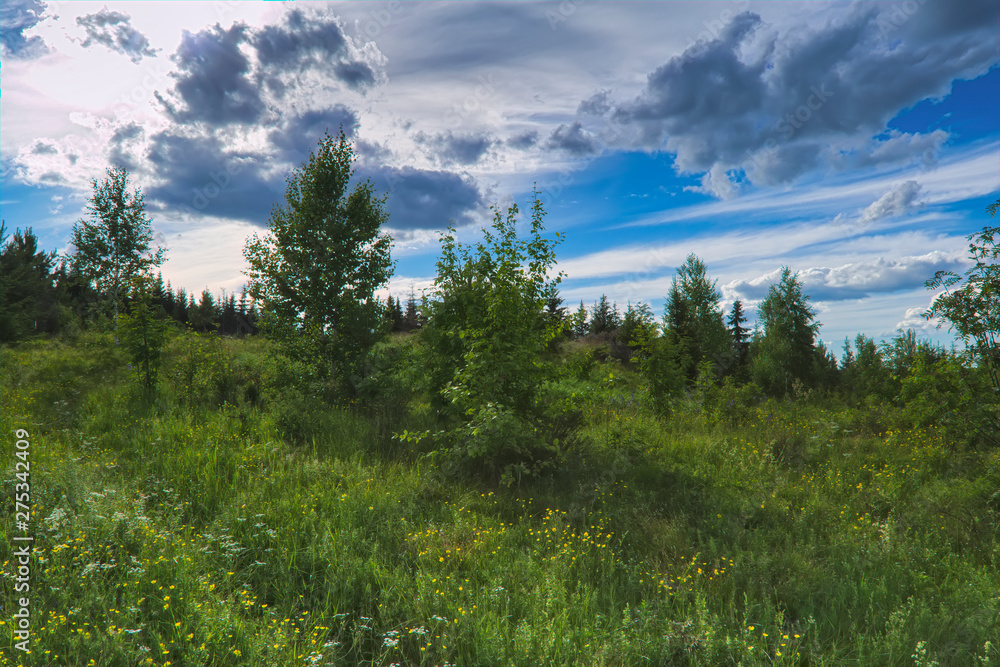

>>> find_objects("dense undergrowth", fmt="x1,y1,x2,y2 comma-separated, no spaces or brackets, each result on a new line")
1,328,998,666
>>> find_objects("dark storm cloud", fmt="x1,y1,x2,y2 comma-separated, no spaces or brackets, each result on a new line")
145,131,281,224
507,131,538,150
252,8,377,91
111,123,144,144
546,122,599,156
355,139,392,163
333,61,377,90
145,125,484,230
38,171,64,183
108,122,145,172
416,131,494,166
156,23,265,126
610,0,999,194
268,105,359,163
254,8,345,67
578,90,613,116
362,166,485,230
155,8,380,128
76,8,158,63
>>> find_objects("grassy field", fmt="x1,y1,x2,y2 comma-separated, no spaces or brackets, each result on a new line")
1,329,997,666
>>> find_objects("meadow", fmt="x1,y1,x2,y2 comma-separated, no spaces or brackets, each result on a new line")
1,328,997,666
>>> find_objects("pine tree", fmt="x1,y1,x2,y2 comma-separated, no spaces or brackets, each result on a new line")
189,290,218,333
570,300,588,339
0,224,62,342
162,280,176,319
404,286,419,331
726,298,750,375
663,254,728,381
388,295,404,332
219,293,238,335
589,294,617,335
174,288,189,325
750,267,820,395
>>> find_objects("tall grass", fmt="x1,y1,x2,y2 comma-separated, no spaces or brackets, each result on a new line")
0,331,997,666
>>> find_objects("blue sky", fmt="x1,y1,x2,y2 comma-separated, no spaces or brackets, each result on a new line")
1,0,998,352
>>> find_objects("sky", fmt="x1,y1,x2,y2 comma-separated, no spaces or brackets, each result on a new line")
1,0,998,353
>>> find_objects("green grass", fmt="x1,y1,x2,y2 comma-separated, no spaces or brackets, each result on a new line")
1,331,997,666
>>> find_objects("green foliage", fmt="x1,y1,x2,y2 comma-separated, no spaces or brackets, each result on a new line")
188,289,219,333
751,267,820,395
589,294,621,335
118,275,169,390
570,299,589,339
724,298,751,380
0,223,63,342
169,332,243,408
703,377,764,426
664,254,730,381
244,129,394,391
612,301,657,362
842,333,894,400
416,189,565,479
3,331,1000,667
631,326,688,416
896,353,998,447
68,165,166,325
925,202,999,412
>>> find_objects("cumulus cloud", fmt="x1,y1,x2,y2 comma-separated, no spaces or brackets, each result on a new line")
416,131,495,166
578,89,613,116
0,0,49,59
254,8,378,91
268,105,359,163
861,180,923,225
726,252,967,303
76,8,158,63
364,166,486,230
506,131,538,150
108,122,145,171
155,23,264,126
608,0,998,194
30,140,57,155
155,8,384,128
546,121,599,156
895,304,942,335
145,131,280,224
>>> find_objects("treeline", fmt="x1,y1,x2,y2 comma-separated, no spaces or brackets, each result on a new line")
533,260,950,400
0,222,260,342
2,131,996,478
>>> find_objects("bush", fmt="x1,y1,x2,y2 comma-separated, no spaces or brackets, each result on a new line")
631,329,688,417
895,354,998,447
704,378,764,427
414,191,564,480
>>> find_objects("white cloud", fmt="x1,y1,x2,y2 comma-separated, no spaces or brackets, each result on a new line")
860,180,923,225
